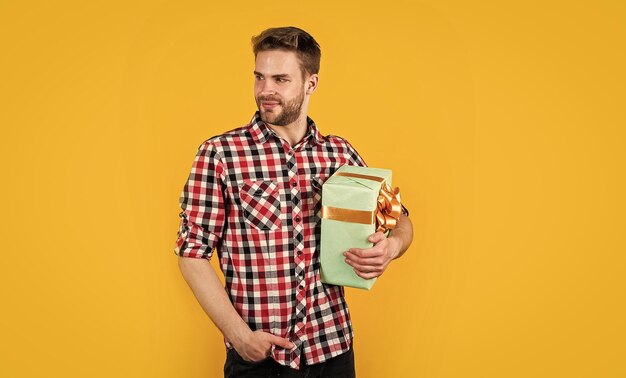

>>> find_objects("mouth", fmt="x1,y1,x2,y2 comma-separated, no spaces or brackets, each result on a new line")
261,101,280,110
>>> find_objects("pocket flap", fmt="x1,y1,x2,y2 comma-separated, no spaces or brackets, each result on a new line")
240,180,278,198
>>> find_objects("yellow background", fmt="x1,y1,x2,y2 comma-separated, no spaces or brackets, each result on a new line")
1,0,624,377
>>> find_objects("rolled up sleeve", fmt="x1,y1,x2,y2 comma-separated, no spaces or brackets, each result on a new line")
174,141,226,260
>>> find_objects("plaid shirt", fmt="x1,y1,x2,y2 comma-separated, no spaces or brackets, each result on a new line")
174,111,401,369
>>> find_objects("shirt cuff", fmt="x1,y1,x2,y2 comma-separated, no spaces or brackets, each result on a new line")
401,204,410,217
174,220,219,260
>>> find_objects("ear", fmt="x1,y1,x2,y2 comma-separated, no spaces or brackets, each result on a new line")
305,74,319,95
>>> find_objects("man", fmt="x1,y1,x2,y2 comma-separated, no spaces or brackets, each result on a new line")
174,26,413,378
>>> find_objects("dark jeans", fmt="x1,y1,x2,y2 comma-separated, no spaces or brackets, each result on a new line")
223,345,356,378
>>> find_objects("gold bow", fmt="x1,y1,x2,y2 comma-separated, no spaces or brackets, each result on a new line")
375,182,402,232
321,172,402,233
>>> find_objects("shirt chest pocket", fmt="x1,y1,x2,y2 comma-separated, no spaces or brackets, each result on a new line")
238,180,282,231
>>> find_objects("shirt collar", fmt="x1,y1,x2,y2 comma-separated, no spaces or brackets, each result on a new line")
249,111,326,146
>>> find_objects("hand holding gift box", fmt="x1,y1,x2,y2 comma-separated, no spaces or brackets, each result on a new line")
319,165,403,290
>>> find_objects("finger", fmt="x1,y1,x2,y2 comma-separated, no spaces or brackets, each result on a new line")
354,268,383,280
344,253,385,268
345,248,363,258
347,259,382,273
268,334,295,350
344,251,384,265
346,247,384,259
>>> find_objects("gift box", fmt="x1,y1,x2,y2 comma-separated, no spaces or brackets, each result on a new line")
319,165,402,290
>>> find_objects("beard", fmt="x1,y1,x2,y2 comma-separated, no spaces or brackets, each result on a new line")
256,89,305,126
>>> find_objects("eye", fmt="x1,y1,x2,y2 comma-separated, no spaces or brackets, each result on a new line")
276,78,288,83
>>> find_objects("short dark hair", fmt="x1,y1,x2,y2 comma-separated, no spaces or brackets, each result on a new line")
251,26,321,80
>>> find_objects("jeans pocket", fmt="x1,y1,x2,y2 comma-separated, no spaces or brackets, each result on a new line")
230,348,270,365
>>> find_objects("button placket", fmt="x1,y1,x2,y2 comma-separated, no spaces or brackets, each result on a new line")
286,149,308,345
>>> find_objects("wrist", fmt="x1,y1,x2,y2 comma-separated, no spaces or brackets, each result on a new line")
227,322,252,349
388,235,401,260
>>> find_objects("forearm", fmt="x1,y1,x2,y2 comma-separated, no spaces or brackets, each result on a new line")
177,257,251,345
388,213,413,259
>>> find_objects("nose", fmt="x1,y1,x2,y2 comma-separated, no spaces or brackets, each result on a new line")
258,79,277,96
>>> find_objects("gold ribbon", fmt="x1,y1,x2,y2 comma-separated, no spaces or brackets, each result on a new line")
321,172,402,233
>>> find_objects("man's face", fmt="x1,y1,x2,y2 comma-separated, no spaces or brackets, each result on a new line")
254,49,307,127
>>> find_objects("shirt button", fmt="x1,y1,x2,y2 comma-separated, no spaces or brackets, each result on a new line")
295,216,301,223
297,250,302,256
291,181,297,188
299,284,305,290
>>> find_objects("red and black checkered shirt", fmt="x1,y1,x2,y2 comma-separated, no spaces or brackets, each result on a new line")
175,111,378,369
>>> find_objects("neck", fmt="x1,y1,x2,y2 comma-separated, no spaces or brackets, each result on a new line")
266,113,309,147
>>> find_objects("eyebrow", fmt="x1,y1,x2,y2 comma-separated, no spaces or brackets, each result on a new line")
253,71,291,79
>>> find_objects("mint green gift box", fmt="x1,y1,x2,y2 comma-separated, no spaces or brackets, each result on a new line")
319,165,395,290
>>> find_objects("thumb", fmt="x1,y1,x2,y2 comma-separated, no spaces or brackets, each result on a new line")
368,231,386,243
268,334,295,350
